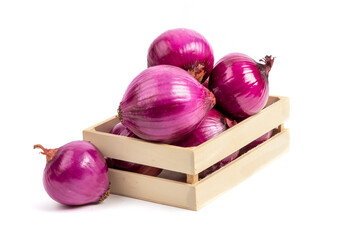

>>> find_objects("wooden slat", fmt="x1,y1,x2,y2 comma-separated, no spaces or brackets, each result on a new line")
193,96,290,174
83,129,195,174
195,128,290,210
93,116,120,133
108,168,197,210
107,129,290,211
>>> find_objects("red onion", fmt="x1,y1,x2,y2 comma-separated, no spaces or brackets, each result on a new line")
172,109,239,179
110,121,137,137
34,141,109,206
107,123,163,176
202,77,209,89
147,28,214,83
239,130,273,155
209,53,274,120
118,65,216,143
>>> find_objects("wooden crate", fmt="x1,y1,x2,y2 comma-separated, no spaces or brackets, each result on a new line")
83,95,290,210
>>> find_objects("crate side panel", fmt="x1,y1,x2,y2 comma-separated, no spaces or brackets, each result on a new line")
108,168,197,210
195,129,290,210
193,96,290,174
264,95,280,107
83,130,195,174
93,116,120,133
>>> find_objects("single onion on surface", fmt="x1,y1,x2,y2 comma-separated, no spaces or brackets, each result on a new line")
147,28,214,83
172,108,239,179
209,53,274,120
34,141,109,206
239,130,273,155
107,123,162,176
118,65,216,143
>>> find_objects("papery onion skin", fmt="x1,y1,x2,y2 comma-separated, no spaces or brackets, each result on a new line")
118,65,216,143
107,123,163,176
147,28,214,83
172,109,239,179
34,141,109,206
209,53,274,121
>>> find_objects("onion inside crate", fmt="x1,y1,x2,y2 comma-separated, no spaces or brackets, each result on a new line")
83,96,290,210
106,126,280,183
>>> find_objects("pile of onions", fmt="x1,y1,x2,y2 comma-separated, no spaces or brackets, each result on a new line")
147,28,214,83
107,123,162,176
118,65,215,143
35,28,277,206
34,141,109,206
209,53,274,120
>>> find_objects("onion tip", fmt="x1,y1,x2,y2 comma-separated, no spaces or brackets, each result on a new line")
117,104,123,123
33,144,58,163
259,55,275,76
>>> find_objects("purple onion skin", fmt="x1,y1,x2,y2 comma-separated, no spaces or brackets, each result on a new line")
147,28,214,83
107,123,139,171
38,141,109,206
107,123,163,176
174,109,228,147
209,53,274,121
239,130,273,155
202,77,209,89
198,153,238,179
172,109,239,179
106,158,140,172
119,65,216,143
110,121,137,137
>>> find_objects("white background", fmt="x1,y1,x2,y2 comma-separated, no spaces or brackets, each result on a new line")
1,0,359,239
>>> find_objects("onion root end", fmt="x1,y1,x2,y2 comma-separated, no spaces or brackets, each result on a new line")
117,105,123,123
33,144,58,163
259,55,275,76
187,63,206,83
98,183,111,203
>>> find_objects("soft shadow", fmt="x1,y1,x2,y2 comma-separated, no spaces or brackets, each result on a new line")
33,201,92,212
33,194,128,212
